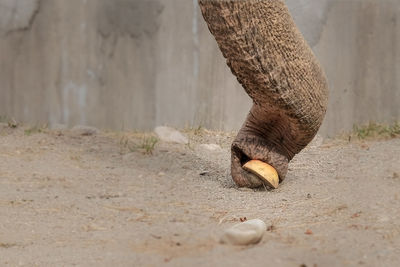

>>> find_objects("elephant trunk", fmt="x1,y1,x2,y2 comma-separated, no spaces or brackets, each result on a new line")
199,0,328,187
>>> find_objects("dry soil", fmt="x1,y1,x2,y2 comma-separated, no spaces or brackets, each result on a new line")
0,124,399,266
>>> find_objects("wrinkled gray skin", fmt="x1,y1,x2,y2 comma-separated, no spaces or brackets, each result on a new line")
199,0,329,188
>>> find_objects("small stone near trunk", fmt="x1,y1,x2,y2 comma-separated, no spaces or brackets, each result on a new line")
8,118,18,128
199,144,222,151
71,125,99,136
154,126,188,144
220,219,266,246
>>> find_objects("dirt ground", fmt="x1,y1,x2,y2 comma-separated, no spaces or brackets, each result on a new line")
0,124,399,267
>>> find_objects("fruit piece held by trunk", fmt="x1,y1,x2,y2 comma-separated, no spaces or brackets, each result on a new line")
243,160,279,189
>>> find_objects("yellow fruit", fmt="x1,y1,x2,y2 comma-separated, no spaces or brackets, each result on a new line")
243,160,279,189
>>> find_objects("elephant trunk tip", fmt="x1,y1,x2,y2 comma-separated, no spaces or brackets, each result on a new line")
230,135,289,189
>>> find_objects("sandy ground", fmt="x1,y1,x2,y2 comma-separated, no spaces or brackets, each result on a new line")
0,124,399,267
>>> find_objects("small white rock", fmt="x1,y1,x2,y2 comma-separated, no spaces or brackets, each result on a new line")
220,219,266,246
154,126,188,144
71,125,99,136
199,144,222,151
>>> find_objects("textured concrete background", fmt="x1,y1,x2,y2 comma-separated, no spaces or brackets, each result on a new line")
0,0,399,137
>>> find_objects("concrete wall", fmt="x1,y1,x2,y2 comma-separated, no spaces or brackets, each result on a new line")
0,0,399,137
289,0,400,136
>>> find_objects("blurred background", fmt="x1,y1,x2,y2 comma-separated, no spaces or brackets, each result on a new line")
0,0,399,137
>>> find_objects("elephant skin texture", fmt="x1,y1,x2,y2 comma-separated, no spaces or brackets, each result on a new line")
199,0,329,188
